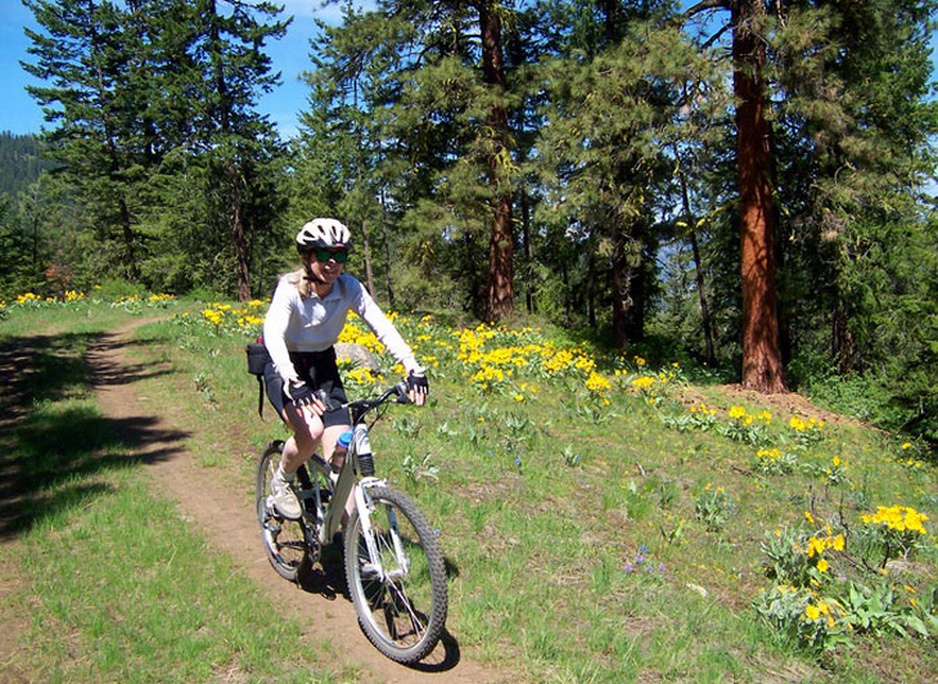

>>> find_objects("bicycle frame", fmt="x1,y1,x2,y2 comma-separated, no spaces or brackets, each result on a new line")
303,442,373,546
300,385,408,571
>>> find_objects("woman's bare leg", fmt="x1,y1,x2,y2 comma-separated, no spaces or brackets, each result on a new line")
278,404,324,474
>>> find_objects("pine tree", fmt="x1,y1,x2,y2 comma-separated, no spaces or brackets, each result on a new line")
22,0,288,298
300,0,524,320
191,0,288,301
681,0,787,392
478,0,515,321
535,1,707,348
23,0,154,281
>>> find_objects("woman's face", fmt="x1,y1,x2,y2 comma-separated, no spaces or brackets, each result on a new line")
305,247,347,286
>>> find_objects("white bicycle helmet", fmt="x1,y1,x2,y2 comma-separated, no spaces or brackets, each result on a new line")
295,218,351,252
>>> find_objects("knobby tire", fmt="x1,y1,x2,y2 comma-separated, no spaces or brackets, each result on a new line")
255,441,310,581
344,486,448,664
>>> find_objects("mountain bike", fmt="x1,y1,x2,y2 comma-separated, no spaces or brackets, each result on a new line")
255,381,448,664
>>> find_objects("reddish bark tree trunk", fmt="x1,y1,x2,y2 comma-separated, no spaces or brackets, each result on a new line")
733,0,786,393
479,0,514,321
230,162,251,302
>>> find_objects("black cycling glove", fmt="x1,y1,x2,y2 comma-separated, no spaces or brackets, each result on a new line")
406,369,429,397
288,379,316,407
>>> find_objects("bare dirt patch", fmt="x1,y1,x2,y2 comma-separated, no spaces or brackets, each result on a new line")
678,383,868,428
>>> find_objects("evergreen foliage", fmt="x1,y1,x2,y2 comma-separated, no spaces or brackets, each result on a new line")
20,0,288,299
6,0,937,441
0,133,49,197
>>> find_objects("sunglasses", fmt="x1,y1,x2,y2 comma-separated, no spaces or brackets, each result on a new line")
314,248,349,264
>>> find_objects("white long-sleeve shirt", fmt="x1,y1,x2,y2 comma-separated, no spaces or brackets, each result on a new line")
263,272,420,385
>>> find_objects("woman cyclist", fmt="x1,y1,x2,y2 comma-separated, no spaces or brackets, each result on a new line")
262,218,428,519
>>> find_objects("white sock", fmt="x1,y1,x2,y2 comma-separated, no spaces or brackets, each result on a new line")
275,463,295,482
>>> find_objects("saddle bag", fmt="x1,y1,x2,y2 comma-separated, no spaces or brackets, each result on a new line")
246,340,271,417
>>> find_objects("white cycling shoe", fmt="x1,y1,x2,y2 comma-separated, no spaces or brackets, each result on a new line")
270,473,302,519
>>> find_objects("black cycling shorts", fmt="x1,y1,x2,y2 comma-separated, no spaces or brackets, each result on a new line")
264,347,350,427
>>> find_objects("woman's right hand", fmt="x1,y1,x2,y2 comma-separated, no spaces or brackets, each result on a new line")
288,380,332,416
288,379,316,407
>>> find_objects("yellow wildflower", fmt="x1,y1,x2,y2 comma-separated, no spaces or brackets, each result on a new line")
631,376,656,390
861,505,929,535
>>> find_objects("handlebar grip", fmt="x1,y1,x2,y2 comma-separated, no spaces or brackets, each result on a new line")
314,389,340,411
394,380,412,404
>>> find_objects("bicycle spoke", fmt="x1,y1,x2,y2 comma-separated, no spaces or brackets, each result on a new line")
256,441,309,581
345,486,447,663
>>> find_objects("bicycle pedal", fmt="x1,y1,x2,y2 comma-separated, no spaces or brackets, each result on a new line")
264,496,287,522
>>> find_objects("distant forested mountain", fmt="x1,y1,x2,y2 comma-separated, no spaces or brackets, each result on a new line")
0,132,48,196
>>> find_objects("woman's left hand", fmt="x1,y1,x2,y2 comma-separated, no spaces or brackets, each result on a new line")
406,369,429,406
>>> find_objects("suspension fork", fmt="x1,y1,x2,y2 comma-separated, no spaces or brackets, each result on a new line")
355,483,385,579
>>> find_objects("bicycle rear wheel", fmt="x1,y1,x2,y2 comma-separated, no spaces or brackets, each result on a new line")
344,486,448,664
256,441,309,581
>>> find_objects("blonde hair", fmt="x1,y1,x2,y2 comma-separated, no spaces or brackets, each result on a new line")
283,267,313,299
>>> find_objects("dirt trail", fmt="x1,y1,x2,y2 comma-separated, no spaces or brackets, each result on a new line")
85,321,503,683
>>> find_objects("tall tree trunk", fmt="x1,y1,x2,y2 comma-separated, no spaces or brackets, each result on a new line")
117,191,139,281
379,189,396,309
359,216,376,298
562,260,572,327
832,304,857,374
733,0,786,392
353,86,377,298
611,272,630,348
611,215,649,350
601,0,622,43
521,183,534,314
228,160,251,302
479,0,514,321
208,0,251,301
587,250,597,328
677,164,716,365
689,227,716,365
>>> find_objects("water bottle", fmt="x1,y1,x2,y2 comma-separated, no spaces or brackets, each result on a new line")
334,429,353,459
353,424,375,477
331,429,353,477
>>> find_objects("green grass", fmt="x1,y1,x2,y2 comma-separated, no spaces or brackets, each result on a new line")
2,298,937,682
21,473,317,682
0,302,330,683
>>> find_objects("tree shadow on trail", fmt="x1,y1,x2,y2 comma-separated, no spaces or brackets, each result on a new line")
0,332,189,542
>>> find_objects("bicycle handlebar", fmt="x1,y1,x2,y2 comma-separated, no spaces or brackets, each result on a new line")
314,381,411,420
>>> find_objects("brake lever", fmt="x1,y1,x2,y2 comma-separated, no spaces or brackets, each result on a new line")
313,389,340,412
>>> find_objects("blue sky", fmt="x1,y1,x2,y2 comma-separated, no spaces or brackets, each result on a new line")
0,0,353,140
2,2,936,142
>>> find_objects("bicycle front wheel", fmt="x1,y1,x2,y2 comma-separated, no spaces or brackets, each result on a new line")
256,441,309,582
344,486,448,664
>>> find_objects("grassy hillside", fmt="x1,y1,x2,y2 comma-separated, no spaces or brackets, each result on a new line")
2,295,936,682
